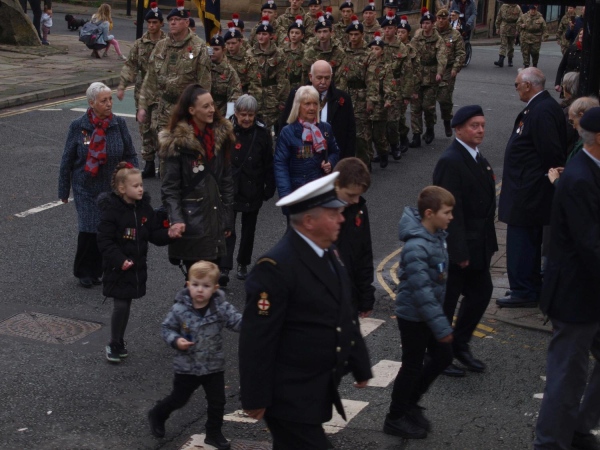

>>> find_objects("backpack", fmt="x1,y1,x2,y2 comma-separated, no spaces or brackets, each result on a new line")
79,21,103,49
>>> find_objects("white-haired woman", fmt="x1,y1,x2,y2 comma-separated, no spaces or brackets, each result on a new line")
274,85,340,206
58,82,138,288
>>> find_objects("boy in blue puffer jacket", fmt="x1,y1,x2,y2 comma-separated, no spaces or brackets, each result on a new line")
384,186,456,441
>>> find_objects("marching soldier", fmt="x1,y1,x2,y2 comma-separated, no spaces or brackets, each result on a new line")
397,16,419,154
517,5,548,68
137,0,212,176
249,0,279,46
224,22,263,107
208,35,242,117
377,0,400,25
307,0,324,21
493,2,522,67
282,16,306,89
275,0,314,44
556,6,577,55
333,1,355,44
117,2,166,178
302,12,347,85
435,8,465,138
362,1,382,43
230,13,251,53
251,16,290,130
409,8,446,148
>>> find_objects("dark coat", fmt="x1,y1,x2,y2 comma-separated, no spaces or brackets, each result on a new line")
540,150,600,323
279,83,356,160
231,117,276,212
158,118,235,262
565,16,583,43
58,114,138,233
555,42,582,87
335,198,376,313
433,140,498,270
498,91,566,227
97,192,170,299
239,229,372,425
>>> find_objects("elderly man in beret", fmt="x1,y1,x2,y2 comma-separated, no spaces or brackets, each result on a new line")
432,105,498,377
534,107,600,450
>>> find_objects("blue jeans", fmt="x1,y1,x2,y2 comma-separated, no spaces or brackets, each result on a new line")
506,224,543,299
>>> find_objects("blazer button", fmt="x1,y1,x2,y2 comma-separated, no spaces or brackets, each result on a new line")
344,361,348,366
249,156,252,160
336,327,342,332
336,347,341,352
352,320,357,325
351,340,355,346
332,368,336,373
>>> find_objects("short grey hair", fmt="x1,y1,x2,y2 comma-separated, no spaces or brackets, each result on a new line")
289,207,323,226
580,129,599,147
310,60,333,78
518,67,546,89
562,72,579,97
287,86,320,124
86,82,112,104
235,94,258,113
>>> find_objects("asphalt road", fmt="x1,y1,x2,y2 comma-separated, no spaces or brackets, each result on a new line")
0,43,571,450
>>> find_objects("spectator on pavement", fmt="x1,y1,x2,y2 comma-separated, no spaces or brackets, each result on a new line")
555,29,583,95
565,6,584,44
41,5,52,45
534,107,600,450
558,72,580,156
91,4,126,60
449,0,476,29
58,82,138,289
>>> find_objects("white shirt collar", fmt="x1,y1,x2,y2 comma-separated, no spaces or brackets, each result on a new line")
583,148,600,169
321,101,328,122
526,90,544,107
294,228,325,257
456,138,480,162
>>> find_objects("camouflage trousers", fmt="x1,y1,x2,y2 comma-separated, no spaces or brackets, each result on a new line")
500,33,517,58
370,120,389,159
261,111,280,133
411,85,438,135
386,102,401,148
355,111,372,167
560,42,569,55
139,117,159,162
521,41,542,67
437,76,456,122
399,101,410,137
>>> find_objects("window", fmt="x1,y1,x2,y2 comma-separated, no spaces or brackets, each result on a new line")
545,5,560,22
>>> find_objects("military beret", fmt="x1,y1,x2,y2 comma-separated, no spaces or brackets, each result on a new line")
339,1,354,10
398,14,411,31
345,15,363,33
420,7,434,23
188,17,195,27
315,11,332,30
436,8,449,17
363,0,376,12
167,0,189,20
451,105,485,128
145,2,163,21
324,6,335,23
308,0,322,5
528,4,538,8
368,31,385,48
384,0,398,8
224,22,243,41
288,15,306,33
580,107,600,133
210,35,224,47
382,10,398,27
261,0,277,11
256,16,274,34
276,173,346,214
231,13,245,30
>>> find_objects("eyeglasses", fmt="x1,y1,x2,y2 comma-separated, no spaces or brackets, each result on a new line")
568,119,575,125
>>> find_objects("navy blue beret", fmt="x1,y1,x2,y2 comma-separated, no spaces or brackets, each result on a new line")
580,107,600,133
188,17,195,27
451,105,485,128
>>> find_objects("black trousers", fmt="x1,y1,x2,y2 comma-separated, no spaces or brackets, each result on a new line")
19,0,42,38
221,210,260,270
264,415,331,450
506,224,543,300
389,318,453,417
110,298,132,344
153,371,226,433
74,232,103,279
443,264,493,352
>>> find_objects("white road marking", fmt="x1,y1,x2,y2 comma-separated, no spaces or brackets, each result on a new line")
14,198,72,218
368,360,402,388
223,410,257,424
533,393,544,399
540,376,546,382
179,434,216,450
38,108,62,111
323,399,369,434
359,318,385,337
70,108,136,118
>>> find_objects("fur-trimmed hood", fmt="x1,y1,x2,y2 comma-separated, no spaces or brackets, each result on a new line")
97,191,152,212
158,118,234,160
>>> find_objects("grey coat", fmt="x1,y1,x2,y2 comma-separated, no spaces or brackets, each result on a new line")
58,114,138,233
161,288,242,376
395,207,453,340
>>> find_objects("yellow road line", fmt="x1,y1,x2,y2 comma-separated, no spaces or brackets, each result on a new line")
376,247,402,300
476,323,495,332
390,261,400,286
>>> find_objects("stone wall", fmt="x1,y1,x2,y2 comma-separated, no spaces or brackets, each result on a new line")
0,0,42,46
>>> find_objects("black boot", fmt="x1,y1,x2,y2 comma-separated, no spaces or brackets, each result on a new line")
391,143,402,160
380,153,389,168
148,408,166,438
508,57,513,67
494,55,505,67
443,120,452,137
423,128,435,145
372,154,381,163
141,161,156,179
204,430,231,450
236,264,248,280
219,270,229,287
400,134,409,153
409,133,421,148
383,414,427,439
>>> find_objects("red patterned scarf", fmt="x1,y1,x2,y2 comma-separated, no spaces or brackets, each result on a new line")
577,41,582,50
189,119,215,162
85,108,112,177
298,118,327,153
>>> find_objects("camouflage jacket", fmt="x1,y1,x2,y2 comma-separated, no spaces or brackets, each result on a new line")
495,4,522,36
210,58,243,117
333,21,352,46
407,43,422,91
302,40,347,85
276,7,315,43
161,288,242,377
363,21,382,44
251,42,290,111
226,49,263,106
249,25,278,48
557,12,576,48
337,42,371,114
383,38,414,99
139,30,212,111
366,55,397,121
282,41,305,87
517,12,548,42
435,26,465,77
118,30,166,106
411,29,447,86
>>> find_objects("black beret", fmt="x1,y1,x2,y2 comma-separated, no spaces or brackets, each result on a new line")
231,14,245,29
261,0,277,10
145,2,163,21
308,0,322,5
398,15,411,31
315,13,332,31
288,15,306,33
381,12,398,27
363,1,376,12
580,107,600,133
384,1,398,8
339,1,354,10
451,105,485,128
167,0,189,20
345,15,363,33
210,35,224,47
188,17,195,27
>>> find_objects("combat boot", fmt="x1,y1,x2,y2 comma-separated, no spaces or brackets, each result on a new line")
508,57,513,67
142,161,156,179
423,128,435,145
409,134,421,148
380,153,389,168
391,143,402,160
204,430,231,450
494,55,505,67
444,120,452,137
372,154,381,163
400,134,409,153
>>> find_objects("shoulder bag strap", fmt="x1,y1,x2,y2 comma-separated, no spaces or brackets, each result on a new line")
232,128,258,179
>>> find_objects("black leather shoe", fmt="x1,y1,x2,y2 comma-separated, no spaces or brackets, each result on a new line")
442,363,466,377
237,264,248,280
572,431,600,450
400,134,409,153
148,409,165,438
409,133,421,148
92,277,102,285
372,154,381,163
392,143,402,160
495,295,538,308
406,404,431,431
205,431,231,450
142,161,156,179
380,153,389,168
444,120,452,137
423,128,435,145
383,414,427,439
219,270,230,287
455,350,486,373
79,277,93,288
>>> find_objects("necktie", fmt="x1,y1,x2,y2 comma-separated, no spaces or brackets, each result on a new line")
325,250,338,279
320,93,328,111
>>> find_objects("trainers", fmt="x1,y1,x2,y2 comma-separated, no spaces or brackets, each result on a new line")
406,404,431,431
383,413,427,439
148,408,166,438
205,430,231,450
117,340,128,358
106,343,121,363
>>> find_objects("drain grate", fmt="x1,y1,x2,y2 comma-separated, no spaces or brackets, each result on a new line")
0,312,101,344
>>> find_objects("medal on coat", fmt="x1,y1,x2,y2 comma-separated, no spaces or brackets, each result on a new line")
82,131,91,145
257,292,270,316
187,46,194,59
516,120,524,135
192,159,205,173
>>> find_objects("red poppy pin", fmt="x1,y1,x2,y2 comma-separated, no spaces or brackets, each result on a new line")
392,79,397,86
297,62,302,67
257,73,262,79
187,46,192,52
397,53,402,58
492,174,496,181
220,74,226,80
355,210,363,227
338,97,345,106
273,60,278,66
330,61,336,66
163,220,170,228
125,162,134,169
344,66,349,72
243,68,248,73
235,143,242,150
141,217,148,224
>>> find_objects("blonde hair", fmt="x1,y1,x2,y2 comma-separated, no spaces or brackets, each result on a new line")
93,4,113,29
287,86,320,124
570,96,600,119
111,162,141,195
188,261,220,284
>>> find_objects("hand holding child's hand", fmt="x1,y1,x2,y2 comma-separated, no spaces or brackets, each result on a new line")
176,337,194,350
122,259,134,270
438,333,454,344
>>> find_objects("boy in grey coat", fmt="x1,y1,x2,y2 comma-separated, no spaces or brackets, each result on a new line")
148,261,241,450
384,186,456,441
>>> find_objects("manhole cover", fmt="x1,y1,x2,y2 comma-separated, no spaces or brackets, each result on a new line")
0,312,101,344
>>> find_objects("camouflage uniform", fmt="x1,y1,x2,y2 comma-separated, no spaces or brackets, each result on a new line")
435,25,465,122
118,29,166,162
495,4,522,59
410,29,446,135
226,49,263,107
333,21,351,46
399,43,420,137
275,8,314,44
337,41,372,165
282,41,305,88
363,21,382,43
210,58,243,117
249,25,278,48
139,30,212,134
366,55,397,159
556,11,576,55
302,40,347,85
517,12,548,68
251,42,290,129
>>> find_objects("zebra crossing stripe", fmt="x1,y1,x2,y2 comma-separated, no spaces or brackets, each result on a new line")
223,410,257,423
323,399,369,434
368,360,402,388
359,317,385,337
180,434,211,449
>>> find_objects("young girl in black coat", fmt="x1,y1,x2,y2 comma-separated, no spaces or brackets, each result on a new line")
97,162,171,363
